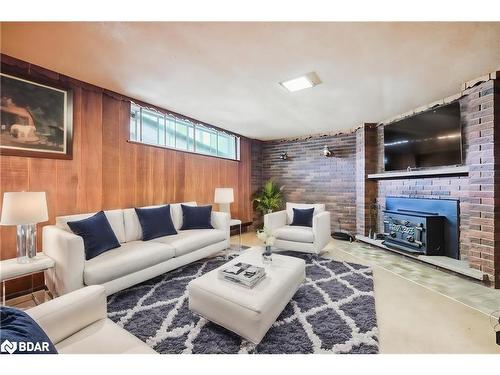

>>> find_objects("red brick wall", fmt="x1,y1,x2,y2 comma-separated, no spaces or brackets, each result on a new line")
257,133,357,234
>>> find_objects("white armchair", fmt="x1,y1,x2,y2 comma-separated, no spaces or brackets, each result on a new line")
26,285,156,354
264,203,331,254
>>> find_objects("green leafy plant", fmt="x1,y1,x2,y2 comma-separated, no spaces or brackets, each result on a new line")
253,180,284,215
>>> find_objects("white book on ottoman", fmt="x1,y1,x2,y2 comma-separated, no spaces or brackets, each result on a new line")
187,247,305,344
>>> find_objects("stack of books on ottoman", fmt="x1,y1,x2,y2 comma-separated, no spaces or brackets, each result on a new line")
218,262,266,288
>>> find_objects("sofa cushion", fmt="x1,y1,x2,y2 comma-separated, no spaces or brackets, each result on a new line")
135,205,177,240
170,202,197,230
0,306,58,354
286,203,325,224
56,209,126,244
67,211,121,261
180,205,214,230
154,229,226,257
84,240,175,285
290,207,315,227
124,202,197,242
274,225,314,243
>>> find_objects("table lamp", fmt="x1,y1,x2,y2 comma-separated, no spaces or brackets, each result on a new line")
214,188,234,219
0,192,48,263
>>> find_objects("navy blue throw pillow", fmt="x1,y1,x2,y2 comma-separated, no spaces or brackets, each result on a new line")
67,211,121,260
290,207,315,227
180,205,214,230
135,205,177,240
0,306,57,354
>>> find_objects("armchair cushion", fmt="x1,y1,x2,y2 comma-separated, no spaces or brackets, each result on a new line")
274,225,314,243
286,203,325,224
180,204,214,230
67,211,121,260
135,205,177,240
0,306,58,354
290,207,314,227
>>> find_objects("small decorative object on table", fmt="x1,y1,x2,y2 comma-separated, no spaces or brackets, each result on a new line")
257,227,275,263
218,262,266,288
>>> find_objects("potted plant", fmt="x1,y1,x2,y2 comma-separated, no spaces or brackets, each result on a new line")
252,180,284,215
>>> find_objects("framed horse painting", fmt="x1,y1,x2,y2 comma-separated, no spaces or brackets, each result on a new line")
0,72,73,159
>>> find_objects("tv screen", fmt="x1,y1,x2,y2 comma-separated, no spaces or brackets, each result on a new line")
384,101,462,172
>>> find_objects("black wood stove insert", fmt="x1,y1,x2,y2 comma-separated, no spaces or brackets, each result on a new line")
383,209,444,255
382,197,460,259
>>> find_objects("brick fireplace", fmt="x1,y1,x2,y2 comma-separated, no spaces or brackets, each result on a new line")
358,78,500,287
252,76,500,288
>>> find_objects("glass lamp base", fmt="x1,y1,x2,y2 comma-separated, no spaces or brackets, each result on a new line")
16,224,37,263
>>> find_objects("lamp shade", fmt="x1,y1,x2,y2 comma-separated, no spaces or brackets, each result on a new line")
214,188,234,204
0,192,48,225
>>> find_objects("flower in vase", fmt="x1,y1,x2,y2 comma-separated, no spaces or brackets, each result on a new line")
265,236,276,246
257,227,275,246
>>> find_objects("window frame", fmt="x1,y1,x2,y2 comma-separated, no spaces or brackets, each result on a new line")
129,102,240,161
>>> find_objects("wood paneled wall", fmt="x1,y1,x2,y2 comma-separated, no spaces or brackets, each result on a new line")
0,55,253,297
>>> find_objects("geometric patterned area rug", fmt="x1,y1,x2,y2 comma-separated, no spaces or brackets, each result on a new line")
107,251,379,354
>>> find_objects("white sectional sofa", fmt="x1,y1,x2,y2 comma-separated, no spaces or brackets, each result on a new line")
27,285,156,354
43,202,230,297
264,202,331,254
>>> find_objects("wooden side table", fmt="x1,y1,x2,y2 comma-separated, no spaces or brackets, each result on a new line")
0,253,55,306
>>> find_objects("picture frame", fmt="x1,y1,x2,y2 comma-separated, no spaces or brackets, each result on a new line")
0,72,73,159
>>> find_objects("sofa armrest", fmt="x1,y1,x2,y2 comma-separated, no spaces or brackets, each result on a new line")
313,211,332,252
27,285,107,345
211,211,230,247
43,225,86,297
264,210,287,231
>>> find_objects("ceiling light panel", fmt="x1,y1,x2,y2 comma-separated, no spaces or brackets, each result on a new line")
280,72,321,92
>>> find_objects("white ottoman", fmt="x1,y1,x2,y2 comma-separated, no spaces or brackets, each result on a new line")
188,248,306,344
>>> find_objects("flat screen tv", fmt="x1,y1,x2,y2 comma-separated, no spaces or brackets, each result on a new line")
384,101,462,172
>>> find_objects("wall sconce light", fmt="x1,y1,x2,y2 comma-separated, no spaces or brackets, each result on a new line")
279,152,288,160
322,145,332,157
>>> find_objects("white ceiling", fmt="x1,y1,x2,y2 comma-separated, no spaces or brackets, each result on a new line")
1,22,499,140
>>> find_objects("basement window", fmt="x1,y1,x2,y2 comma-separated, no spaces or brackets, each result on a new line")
129,103,239,160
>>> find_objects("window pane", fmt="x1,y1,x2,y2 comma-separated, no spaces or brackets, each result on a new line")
187,124,195,151
195,126,217,156
130,106,139,141
141,110,160,144
166,116,176,147
217,132,236,159
158,115,166,146
175,120,188,150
